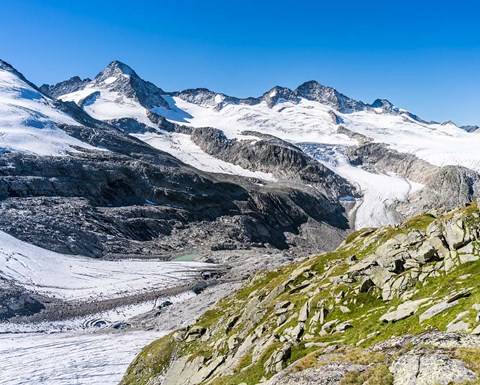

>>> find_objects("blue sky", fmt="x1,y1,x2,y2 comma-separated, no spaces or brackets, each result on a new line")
2,0,480,125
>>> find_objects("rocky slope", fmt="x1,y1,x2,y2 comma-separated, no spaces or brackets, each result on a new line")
0,59,355,260
346,141,480,217
122,201,480,385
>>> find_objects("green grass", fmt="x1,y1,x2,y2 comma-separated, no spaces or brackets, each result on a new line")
122,203,480,385
340,364,394,385
121,334,176,385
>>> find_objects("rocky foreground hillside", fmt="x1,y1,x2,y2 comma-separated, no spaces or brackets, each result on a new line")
122,201,480,385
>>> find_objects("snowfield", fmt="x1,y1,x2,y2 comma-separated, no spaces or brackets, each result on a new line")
168,96,480,173
0,66,96,156
131,131,277,181
299,143,424,228
0,230,217,385
0,230,212,301
59,86,155,128
0,330,167,385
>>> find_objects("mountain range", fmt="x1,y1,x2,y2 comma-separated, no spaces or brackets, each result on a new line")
2,58,480,384
1,58,480,263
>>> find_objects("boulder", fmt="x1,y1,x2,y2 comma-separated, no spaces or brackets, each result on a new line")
409,242,437,264
390,349,475,385
443,216,468,250
358,278,375,293
420,301,458,322
298,301,310,322
335,322,353,333
380,299,428,323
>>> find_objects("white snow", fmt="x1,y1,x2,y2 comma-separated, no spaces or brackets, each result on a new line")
0,230,217,385
170,97,356,145
0,68,97,156
60,88,156,128
102,76,118,85
132,132,277,181
0,330,166,385
0,230,212,301
214,94,225,104
166,96,480,173
300,144,424,229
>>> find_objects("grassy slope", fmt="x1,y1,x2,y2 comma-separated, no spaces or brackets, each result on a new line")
122,203,480,385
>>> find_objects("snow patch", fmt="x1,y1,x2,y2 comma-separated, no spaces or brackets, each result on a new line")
0,230,213,301
132,132,277,181
0,68,96,156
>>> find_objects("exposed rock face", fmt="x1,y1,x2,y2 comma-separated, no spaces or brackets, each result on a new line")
189,126,357,199
0,62,354,258
347,142,480,217
390,349,475,385
412,166,480,214
295,80,366,113
347,142,437,185
461,125,480,133
122,202,480,385
0,280,45,320
40,76,91,98
0,149,349,257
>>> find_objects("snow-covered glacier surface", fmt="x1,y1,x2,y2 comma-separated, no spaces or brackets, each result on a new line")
0,230,214,385
169,96,480,172
0,66,96,156
0,330,166,385
0,230,211,301
299,143,424,229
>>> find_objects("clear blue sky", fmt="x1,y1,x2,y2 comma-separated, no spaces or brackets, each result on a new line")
2,0,480,125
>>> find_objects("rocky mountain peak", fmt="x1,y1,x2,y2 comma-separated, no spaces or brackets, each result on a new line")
91,60,170,109
261,86,297,107
371,98,394,109
295,80,366,112
95,60,137,82
0,59,17,73
40,76,91,98
461,125,480,133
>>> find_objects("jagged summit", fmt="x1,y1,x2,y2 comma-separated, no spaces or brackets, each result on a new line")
42,60,424,119
95,60,137,81
0,59,16,72
40,76,91,99
371,98,395,110
261,86,297,107
294,80,366,112
43,60,171,112
174,80,401,115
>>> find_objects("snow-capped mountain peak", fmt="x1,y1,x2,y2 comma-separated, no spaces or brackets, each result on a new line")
261,86,297,107
0,59,96,156
370,98,395,111
93,60,139,87
50,60,171,126
294,80,366,113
